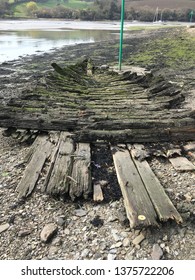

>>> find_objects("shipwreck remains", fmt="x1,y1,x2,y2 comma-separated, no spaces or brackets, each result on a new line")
1,59,195,228
0,59,194,142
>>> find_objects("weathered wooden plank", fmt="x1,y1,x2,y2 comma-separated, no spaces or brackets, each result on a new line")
44,132,75,195
75,126,195,143
93,183,104,202
129,145,183,223
111,145,158,228
23,132,48,164
69,143,91,200
169,157,195,171
16,135,53,198
42,132,61,192
0,60,194,143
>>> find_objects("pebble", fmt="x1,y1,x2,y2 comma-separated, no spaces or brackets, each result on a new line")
117,211,127,225
0,223,10,234
107,253,116,260
184,193,192,202
123,237,130,247
74,209,87,217
64,228,70,235
81,248,90,258
107,215,117,222
115,241,123,248
54,216,66,227
151,244,163,260
18,229,32,237
162,235,168,241
109,248,117,254
48,246,58,255
125,254,134,260
160,243,166,249
132,233,145,246
51,237,62,246
40,223,58,243
111,229,121,242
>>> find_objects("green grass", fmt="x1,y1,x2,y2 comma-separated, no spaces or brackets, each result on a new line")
128,32,195,70
11,0,93,17
37,0,91,10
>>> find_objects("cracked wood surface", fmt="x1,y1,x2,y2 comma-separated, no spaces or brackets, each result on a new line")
0,59,194,143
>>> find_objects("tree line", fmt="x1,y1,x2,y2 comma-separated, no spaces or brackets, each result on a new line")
0,0,194,22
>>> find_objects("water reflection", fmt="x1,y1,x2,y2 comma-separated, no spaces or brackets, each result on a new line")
0,29,119,62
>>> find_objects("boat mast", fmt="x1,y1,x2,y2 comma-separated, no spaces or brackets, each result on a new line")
153,7,159,22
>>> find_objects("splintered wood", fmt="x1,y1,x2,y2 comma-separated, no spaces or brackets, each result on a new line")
17,133,92,200
43,132,74,194
16,131,186,229
17,135,53,198
111,145,183,228
69,143,91,200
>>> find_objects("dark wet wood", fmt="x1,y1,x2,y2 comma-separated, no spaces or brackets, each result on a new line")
0,59,194,143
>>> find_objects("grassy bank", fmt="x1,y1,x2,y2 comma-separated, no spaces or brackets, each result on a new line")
11,0,93,18
124,27,195,71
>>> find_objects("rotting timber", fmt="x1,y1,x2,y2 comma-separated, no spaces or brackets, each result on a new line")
0,59,194,143
1,58,192,228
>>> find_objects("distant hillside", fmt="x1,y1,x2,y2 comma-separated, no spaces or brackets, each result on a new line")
1,0,195,21
121,0,195,10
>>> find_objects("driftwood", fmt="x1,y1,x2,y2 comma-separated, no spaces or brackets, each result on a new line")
0,59,194,143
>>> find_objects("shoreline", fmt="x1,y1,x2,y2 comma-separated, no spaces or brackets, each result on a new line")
0,19,194,31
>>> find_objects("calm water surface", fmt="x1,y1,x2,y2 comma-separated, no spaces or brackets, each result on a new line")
0,19,189,63
0,21,120,62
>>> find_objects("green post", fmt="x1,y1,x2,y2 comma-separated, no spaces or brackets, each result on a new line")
190,10,194,22
119,0,125,71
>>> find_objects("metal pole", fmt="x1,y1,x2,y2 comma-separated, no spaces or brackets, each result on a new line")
119,0,125,71
190,10,194,22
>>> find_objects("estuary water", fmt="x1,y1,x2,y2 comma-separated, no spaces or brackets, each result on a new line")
0,20,121,63
0,19,191,63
